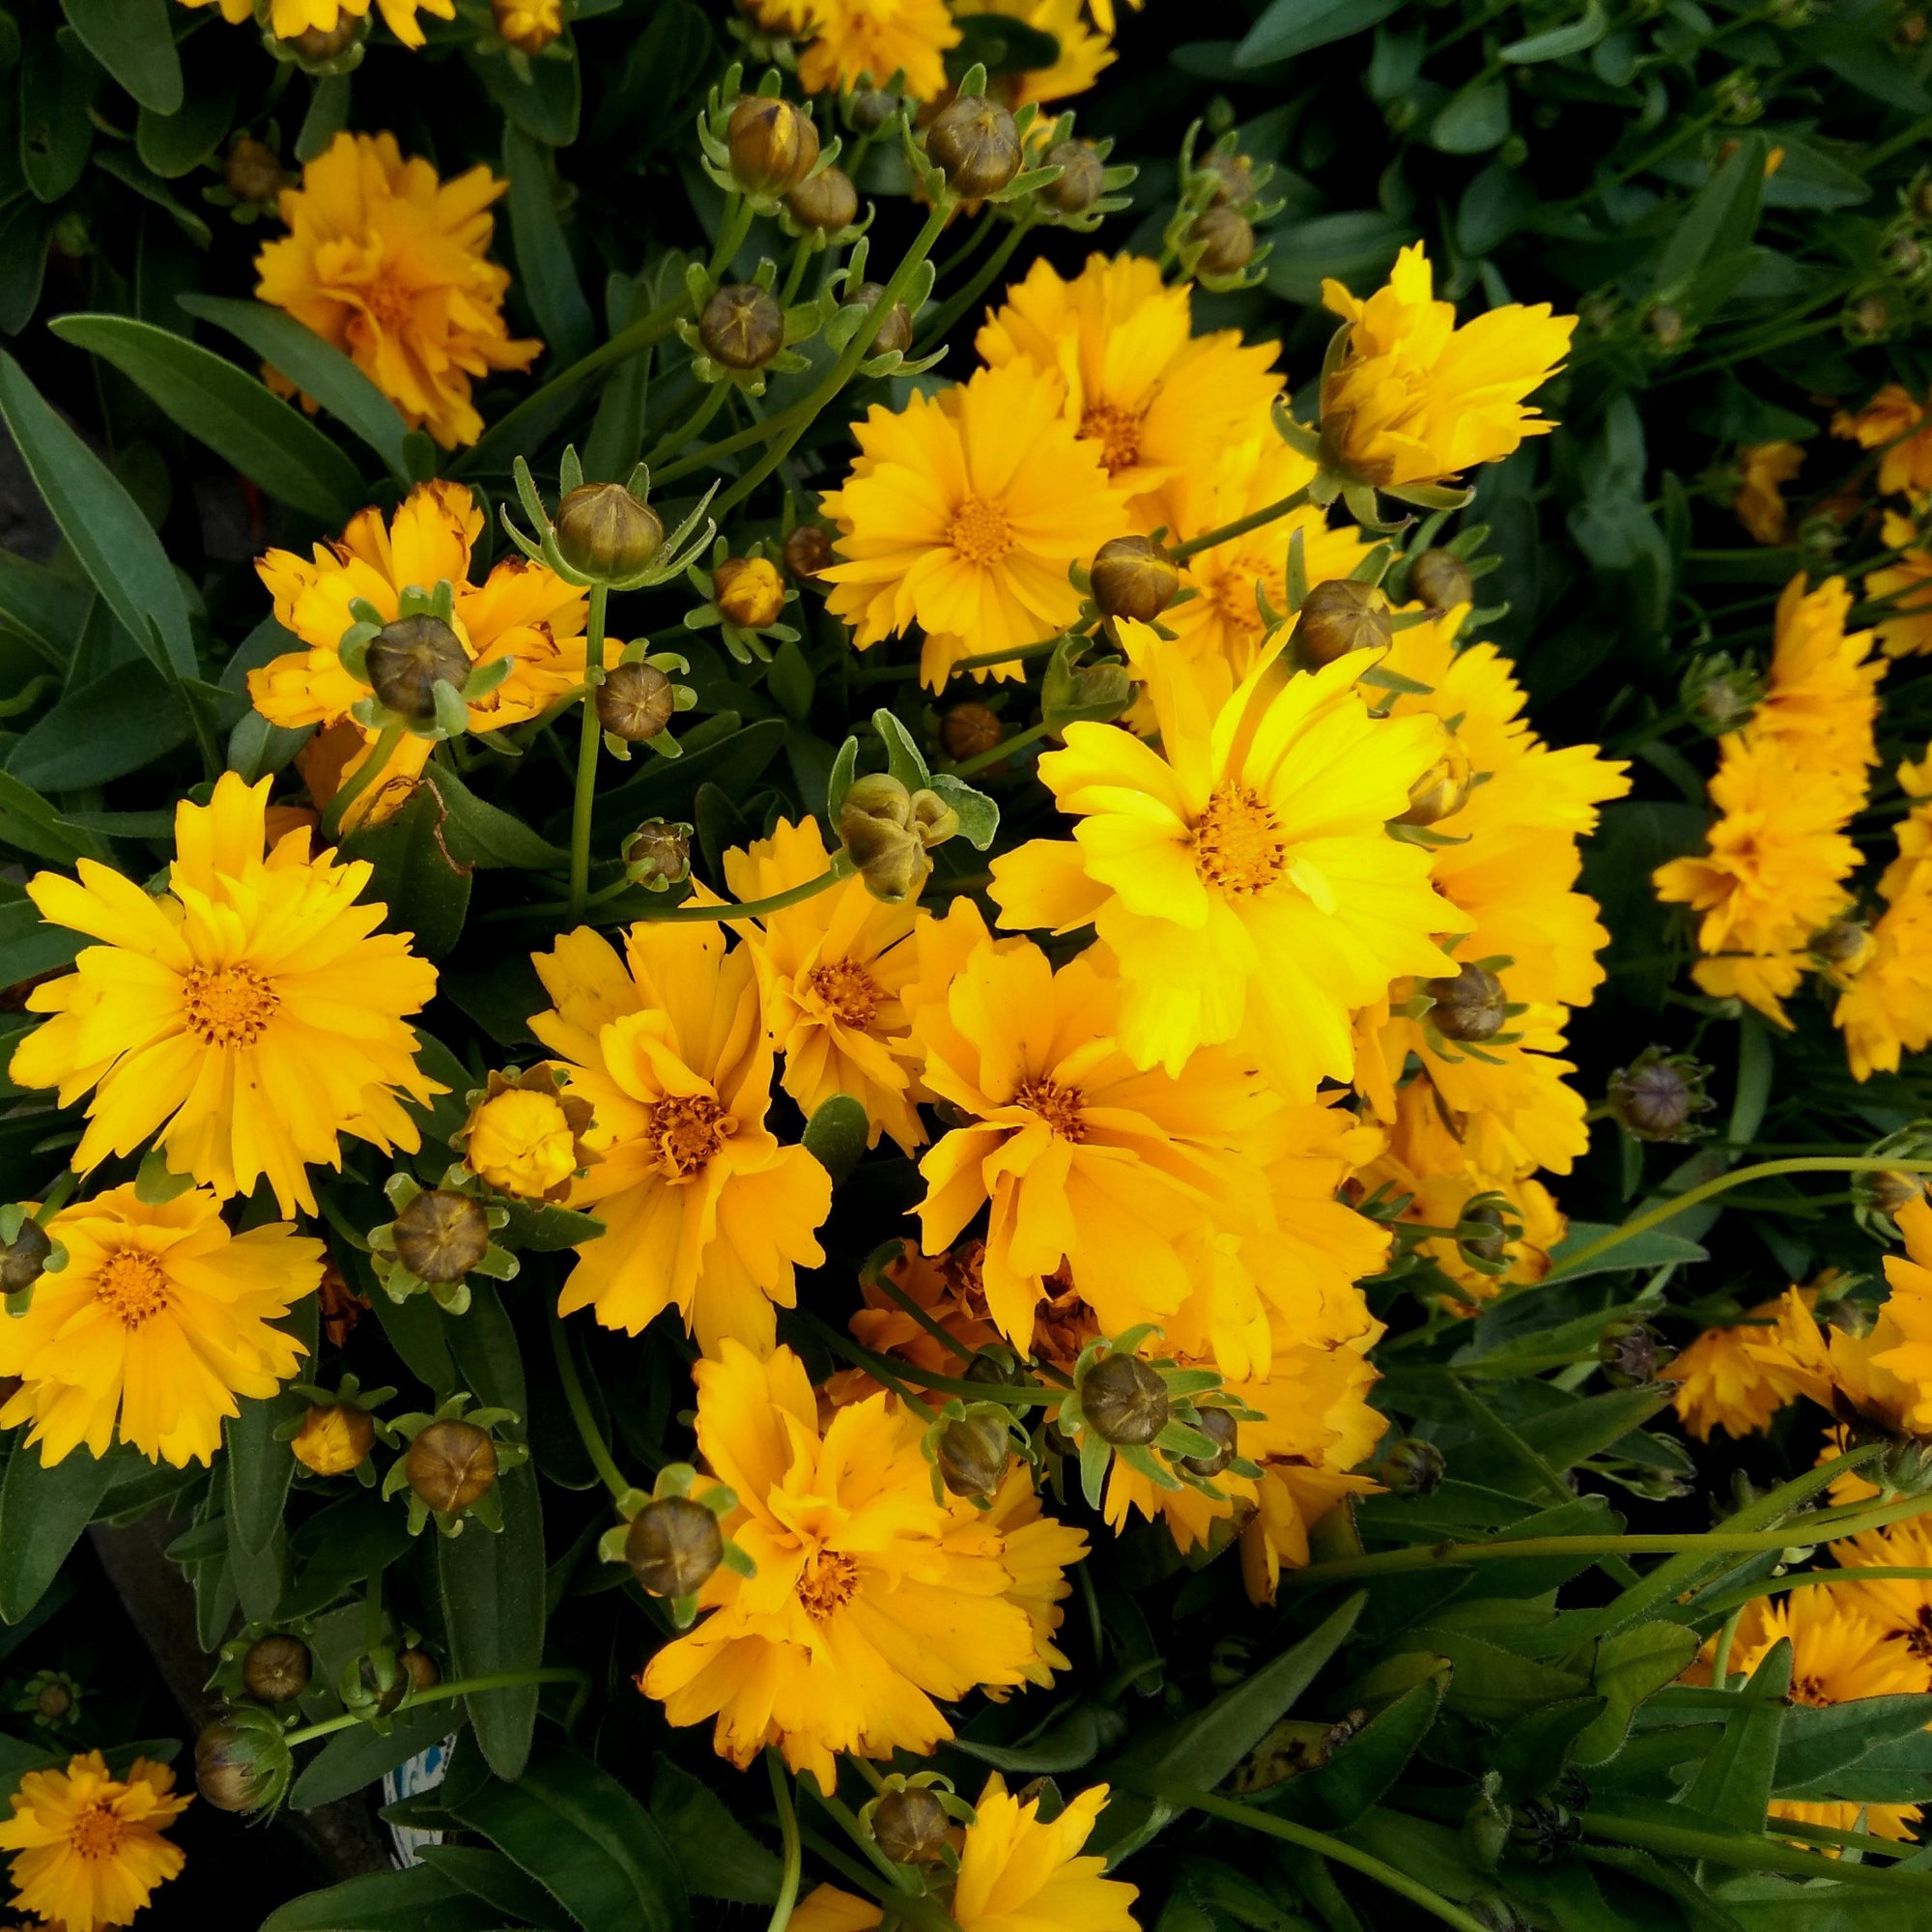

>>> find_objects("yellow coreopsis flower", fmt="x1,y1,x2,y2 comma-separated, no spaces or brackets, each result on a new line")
989,635,1469,1094
1870,510,1932,658
9,773,440,1215
954,0,1115,101
1745,575,1884,778
753,0,960,99
0,1751,189,1932
0,1185,318,1467
975,254,1282,530
458,1067,595,1201
1670,1293,1805,1441
724,816,927,1153
1835,745,1932,1080
1319,242,1575,491
1833,382,1932,497
250,481,589,829
1831,1518,1932,1677
528,923,832,1355
639,1342,1049,1788
818,359,1126,689
256,132,540,448
179,0,452,49
971,1467,1089,1690
1733,440,1804,545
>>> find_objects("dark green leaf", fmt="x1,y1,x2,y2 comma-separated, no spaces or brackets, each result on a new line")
7,658,191,790
1430,83,1510,155
650,1754,783,1905
428,766,570,871
341,781,472,961
1772,1692,1932,1799
1680,1640,1790,1834
261,1862,514,1931
225,1294,320,1554
0,554,89,670
0,772,91,866
20,30,96,203
1264,211,1413,303
281,1490,414,1620
496,1199,605,1253
0,1442,117,1623
1575,1622,1701,1765
803,1093,869,1184
58,0,180,111
591,717,784,839
1236,0,1401,66
419,1847,570,1930
1498,1695,1608,1800
135,69,239,179
1500,0,1606,59
502,126,593,368
469,43,581,146
0,199,54,337
291,1699,466,1811
1267,1679,1442,1830
1656,136,1766,294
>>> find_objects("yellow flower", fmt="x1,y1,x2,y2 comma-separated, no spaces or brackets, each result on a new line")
9,773,440,1215
819,359,1126,689
0,1751,189,1932
1733,440,1804,545
292,1401,376,1476
250,481,589,829
954,0,1114,101
1671,1294,1807,1442
724,816,927,1153
1746,574,1884,778
1319,242,1575,490
1830,1518,1932,1677
528,923,832,1355
1869,509,1932,657
639,1342,1052,1788
753,0,960,101
256,132,540,448
492,0,561,52
0,1185,317,1468
1835,745,1932,1080
975,254,1282,531
460,1071,589,1201
913,929,1278,1346
972,1467,1089,1690
179,0,452,50
1833,383,1932,497
990,635,1468,1094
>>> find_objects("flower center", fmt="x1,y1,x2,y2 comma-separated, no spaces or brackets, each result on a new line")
69,1804,130,1862
802,960,881,1029
182,963,280,1049
361,270,415,335
948,497,1013,565
1194,781,1287,897
94,1248,173,1330
1079,400,1147,474
1899,1608,1932,1661
1792,1673,1830,1706
1015,1075,1087,1142
795,1548,859,1621
644,1094,731,1180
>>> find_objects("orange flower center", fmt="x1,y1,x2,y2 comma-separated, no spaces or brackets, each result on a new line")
796,1548,859,1620
1015,1075,1086,1142
802,960,881,1029
361,270,416,336
1079,400,1147,474
69,1804,130,1862
95,1248,173,1330
948,497,1013,565
182,963,280,1048
645,1094,731,1179
1194,781,1286,897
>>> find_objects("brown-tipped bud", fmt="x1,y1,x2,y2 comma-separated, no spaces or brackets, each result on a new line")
726,95,819,197
1849,294,1894,341
406,1419,498,1516
925,96,1022,199
713,554,787,629
555,481,664,580
1605,1048,1714,1144
1080,1352,1169,1447
242,1634,312,1705
941,702,1004,762
1866,1168,1929,1220
934,1412,1009,1500
195,1721,279,1813
281,16,358,60
1424,962,1508,1043
1091,534,1179,623
786,164,859,231
1203,151,1257,206
626,819,692,889
224,136,285,206
1190,206,1254,275
849,281,913,356
1598,1318,1669,1389
1400,738,1475,827
391,1189,490,1284
850,88,900,132
1458,1203,1512,1268
1376,1435,1445,1497
699,284,785,371
399,1647,440,1693
292,1402,376,1477
365,615,470,723
596,662,676,742
783,524,835,581
1,1219,51,1295
359,1656,408,1717
1646,303,1685,352
1408,549,1474,611
34,1680,72,1720
1041,140,1105,214
1811,917,1871,968
1179,1406,1236,1478
625,1495,724,1599
872,1786,952,1865
1292,579,1391,668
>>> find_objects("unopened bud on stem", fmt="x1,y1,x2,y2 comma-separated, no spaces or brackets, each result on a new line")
405,1419,498,1516
366,616,469,723
925,96,1022,199
1091,535,1179,622
625,1496,724,1598
1080,1352,1169,1446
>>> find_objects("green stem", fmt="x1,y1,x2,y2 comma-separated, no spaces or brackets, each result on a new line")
568,586,611,921
708,193,754,280
645,384,729,469
649,856,856,924
549,1305,629,1503
780,241,815,308
283,1667,589,1747
943,638,1064,676
1151,1786,1493,1932
1170,484,1313,562
944,719,1049,777
803,1315,1057,1406
913,216,1033,350
321,723,405,842
1710,1605,1743,1691
1581,1812,1932,1891
1690,1565,1932,1623
765,1751,804,1932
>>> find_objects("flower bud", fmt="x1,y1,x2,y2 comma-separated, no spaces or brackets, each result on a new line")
934,1412,1009,1500
1680,651,1762,737
849,281,913,356
1605,1048,1714,1144
714,554,787,629
1811,917,1872,971
726,95,819,197
625,1495,724,1598
1203,152,1256,206
872,1786,952,1865
1090,534,1179,622
626,819,693,890
31,1678,72,1721
292,1402,376,1477
850,88,900,131
492,0,560,53
365,615,470,723
786,164,858,232
1510,1799,1579,1867
1646,303,1685,352
554,482,665,580
405,1419,498,1515
400,1647,440,1693
465,1086,577,1200
925,96,1022,199
1598,1318,1668,1389
699,284,785,371
839,774,928,901
1424,962,1508,1043
1,1219,51,1295
1408,548,1473,611
1458,1203,1513,1268
783,524,835,581
1399,738,1475,827
941,702,1003,762
281,15,359,61
1190,207,1254,275
596,662,676,742
1860,1167,1928,1223
391,1189,491,1284
359,1656,408,1716
195,1720,282,1813
1376,1436,1445,1496
224,137,285,206
1292,579,1390,668
1041,140,1105,214
242,1634,312,1705
1179,1406,1236,1478
1080,1352,1169,1447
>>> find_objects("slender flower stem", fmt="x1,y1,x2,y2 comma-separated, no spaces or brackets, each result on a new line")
549,1305,629,1503
1691,1565,1932,1623
1581,1812,1932,1891
765,1751,804,1932
708,193,754,280
321,724,405,842
283,1668,589,1747
944,638,1064,675
642,856,856,924
945,720,1050,778
1710,1605,1743,1691
804,1316,1057,1407
645,384,729,469
1169,483,1314,562
568,585,611,920
913,216,1033,352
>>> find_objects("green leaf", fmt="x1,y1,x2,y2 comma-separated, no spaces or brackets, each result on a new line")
261,1863,515,1931
20,30,97,204
650,1754,784,1905
1267,1679,1442,1830
341,781,472,962
294,73,352,163
0,200,54,338
428,766,570,871
468,42,582,145
0,1443,117,1624
1500,0,1606,60
1681,1640,1790,1834
8,659,191,790
0,554,90,670
419,1847,571,1930
0,896,80,994
496,1198,606,1253
950,1700,1111,1775
1264,211,1413,303
1236,0,1401,65
50,315,366,526
1497,1696,1608,1800
803,1092,870,1184
438,1458,543,1779
225,1295,320,1555
1574,1622,1701,1765
1772,1693,1932,1800
178,293,411,485
280,1490,414,1620
135,68,239,179
1656,135,1766,294
1414,1629,1592,1720
0,353,196,683
591,717,785,840
1540,1223,1709,1282
0,772,91,866
291,1699,464,1811
58,0,180,111
926,773,999,849
502,126,593,368
1453,1385,1675,1489
1430,83,1510,155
